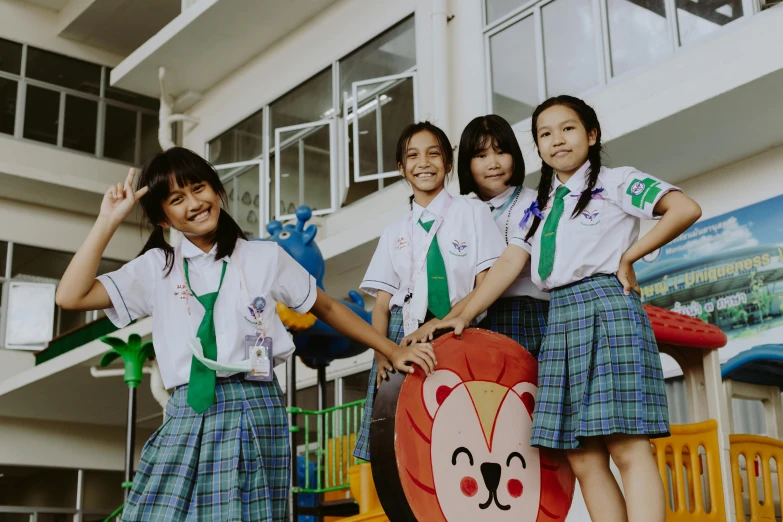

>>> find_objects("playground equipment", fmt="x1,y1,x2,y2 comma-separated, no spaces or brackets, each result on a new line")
263,206,373,519
722,344,783,521
644,305,734,521
370,329,575,522
96,334,155,520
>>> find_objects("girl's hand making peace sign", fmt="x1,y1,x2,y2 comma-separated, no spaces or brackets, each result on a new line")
100,168,149,225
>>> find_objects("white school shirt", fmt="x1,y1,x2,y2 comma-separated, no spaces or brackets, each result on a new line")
509,162,680,291
361,189,506,317
97,237,317,389
485,186,550,301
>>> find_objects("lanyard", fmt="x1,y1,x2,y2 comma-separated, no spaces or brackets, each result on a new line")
179,249,266,338
491,186,522,222
404,192,453,303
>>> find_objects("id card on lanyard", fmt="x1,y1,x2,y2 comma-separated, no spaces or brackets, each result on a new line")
179,250,274,382
402,193,453,336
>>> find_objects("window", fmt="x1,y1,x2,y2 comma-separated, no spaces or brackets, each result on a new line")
8,243,123,339
484,0,755,125
342,370,371,404
0,77,18,136
488,15,539,124
0,37,158,164
208,111,263,165
0,38,23,75
676,0,744,46
219,164,262,239
485,0,527,24
607,0,670,77
542,0,600,96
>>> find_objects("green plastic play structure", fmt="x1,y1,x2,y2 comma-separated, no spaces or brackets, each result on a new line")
98,333,154,522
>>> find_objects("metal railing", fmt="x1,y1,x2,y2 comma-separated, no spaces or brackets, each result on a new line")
0,505,113,522
287,398,366,494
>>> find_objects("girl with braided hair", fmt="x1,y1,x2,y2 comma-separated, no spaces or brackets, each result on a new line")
427,96,702,522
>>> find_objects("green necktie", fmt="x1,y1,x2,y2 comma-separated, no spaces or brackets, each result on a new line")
184,260,227,414
419,219,451,319
538,185,571,281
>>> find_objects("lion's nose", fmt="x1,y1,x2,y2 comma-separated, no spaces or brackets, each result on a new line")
480,462,501,492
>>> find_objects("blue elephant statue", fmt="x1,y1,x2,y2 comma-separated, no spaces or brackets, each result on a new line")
259,206,372,367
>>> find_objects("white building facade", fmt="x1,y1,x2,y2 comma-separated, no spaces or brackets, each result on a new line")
0,0,782,518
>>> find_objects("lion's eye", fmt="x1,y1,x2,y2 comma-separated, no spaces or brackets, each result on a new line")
452,447,474,466
507,452,526,469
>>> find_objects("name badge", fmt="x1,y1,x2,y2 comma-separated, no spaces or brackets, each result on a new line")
244,335,273,382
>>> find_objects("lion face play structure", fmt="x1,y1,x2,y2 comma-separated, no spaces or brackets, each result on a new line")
393,330,575,522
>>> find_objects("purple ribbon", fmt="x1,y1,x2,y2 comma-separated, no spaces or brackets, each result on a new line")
569,187,604,199
519,200,545,228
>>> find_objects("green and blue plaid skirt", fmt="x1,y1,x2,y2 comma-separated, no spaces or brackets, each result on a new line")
122,375,290,521
479,295,549,358
353,307,405,461
530,274,670,450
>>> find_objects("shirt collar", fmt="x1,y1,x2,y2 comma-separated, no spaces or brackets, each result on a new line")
180,236,230,263
487,185,516,211
411,188,451,223
551,161,591,196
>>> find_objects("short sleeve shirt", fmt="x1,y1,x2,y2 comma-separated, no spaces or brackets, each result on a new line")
509,163,680,290
360,189,506,310
97,238,317,389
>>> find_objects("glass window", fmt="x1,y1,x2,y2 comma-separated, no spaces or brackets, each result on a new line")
270,67,333,131
208,110,263,165
485,0,526,25
0,465,79,508
63,95,97,154
339,17,416,108
0,37,23,75
83,470,124,511
104,71,160,111
140,113,160,164
489,14,539,123
23,85,60,145
676,0,743,46
542,0,599,97
276,123,332,216
104,104,138,163
26,47,101,96
0,77,17,135
220,164,262,238
608,0,670,77
0,241,7,277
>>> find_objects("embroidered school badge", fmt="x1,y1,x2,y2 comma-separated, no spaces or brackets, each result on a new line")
627,178,662,210
450,240,468,257
173,285,193,300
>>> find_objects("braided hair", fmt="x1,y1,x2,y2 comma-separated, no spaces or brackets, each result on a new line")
525,95,603,242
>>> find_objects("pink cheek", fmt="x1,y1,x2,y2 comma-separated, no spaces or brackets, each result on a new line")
460,476,479,497
507,479,523,498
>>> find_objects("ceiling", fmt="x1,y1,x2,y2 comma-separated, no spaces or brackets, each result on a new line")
111,0,340,98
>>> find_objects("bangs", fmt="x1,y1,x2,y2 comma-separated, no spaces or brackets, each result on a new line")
457,114,525,195
137,147,226,224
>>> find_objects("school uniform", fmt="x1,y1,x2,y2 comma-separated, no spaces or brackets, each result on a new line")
97,237,317,521
478,185,550,357
352,189,505,460
509,162,679,450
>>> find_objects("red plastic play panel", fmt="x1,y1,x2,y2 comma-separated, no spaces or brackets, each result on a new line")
371,329,575,522
643,305,727,350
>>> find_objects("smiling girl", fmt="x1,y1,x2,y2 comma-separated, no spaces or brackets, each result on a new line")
352,122,505,461
55,147,436,521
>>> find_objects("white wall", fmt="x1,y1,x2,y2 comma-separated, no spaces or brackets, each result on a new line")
0,0,123,65
0,197,146,261
0,416,153,470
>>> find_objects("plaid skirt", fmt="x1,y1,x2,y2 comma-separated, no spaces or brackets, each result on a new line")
353,307,406,461
531,275,670,450
122,375,290,521
479,295,549,358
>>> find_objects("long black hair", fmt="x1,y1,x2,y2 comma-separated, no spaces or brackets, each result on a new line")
137,147,246,275
395,121,454,207
457,114,525,196
525,95,603,241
